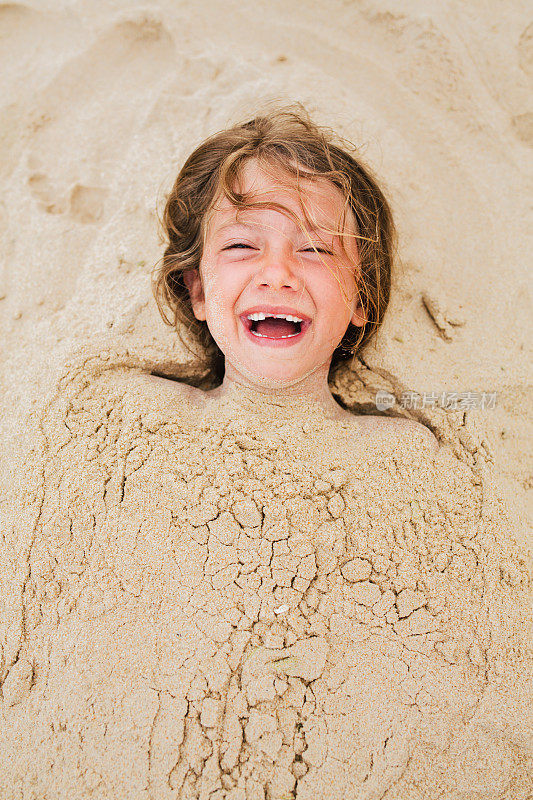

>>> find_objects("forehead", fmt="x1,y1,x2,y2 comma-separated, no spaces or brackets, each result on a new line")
206,158,355,234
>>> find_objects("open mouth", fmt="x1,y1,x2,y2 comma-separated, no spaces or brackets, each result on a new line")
239,314,311,346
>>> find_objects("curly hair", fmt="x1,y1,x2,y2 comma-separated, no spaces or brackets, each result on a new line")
152,104,397,386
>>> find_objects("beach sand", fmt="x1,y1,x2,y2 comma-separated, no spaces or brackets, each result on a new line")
1,343,532,798
1,1,532,797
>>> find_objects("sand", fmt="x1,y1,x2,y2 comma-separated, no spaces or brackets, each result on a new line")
1,0,532,543
1,1,532,797
1,342,532,798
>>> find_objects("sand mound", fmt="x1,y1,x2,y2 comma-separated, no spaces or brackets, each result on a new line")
1,344,531,799
1,0,531,796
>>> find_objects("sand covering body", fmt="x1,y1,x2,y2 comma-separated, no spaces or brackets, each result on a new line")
1,353,532,800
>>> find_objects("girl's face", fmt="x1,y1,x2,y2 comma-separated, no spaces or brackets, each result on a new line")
185,159,366,390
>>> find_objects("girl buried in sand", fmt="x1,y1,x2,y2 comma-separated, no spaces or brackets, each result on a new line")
149,108,439,443
2,108,532,799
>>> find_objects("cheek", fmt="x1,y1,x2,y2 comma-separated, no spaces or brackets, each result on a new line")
199,260,224,307
314,265,358,310
202,271,241,319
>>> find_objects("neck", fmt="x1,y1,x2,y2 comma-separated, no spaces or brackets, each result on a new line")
204,370,348,421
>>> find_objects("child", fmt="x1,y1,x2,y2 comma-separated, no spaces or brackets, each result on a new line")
2,106,531,799
150,107,438,447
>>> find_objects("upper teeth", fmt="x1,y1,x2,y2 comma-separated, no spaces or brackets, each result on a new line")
246,312,303,322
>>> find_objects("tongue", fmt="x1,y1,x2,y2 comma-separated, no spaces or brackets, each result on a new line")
256,318,298,337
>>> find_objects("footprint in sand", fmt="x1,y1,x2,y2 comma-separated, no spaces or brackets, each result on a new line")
25,14,175,223
0,3,70,182
28,169,107,223
27,167,67,215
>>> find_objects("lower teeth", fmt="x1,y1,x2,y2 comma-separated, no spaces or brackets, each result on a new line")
251,331,300,339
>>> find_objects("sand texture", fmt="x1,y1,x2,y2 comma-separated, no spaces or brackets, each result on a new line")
1,0,532,519
1,344,532,799
1,1,532,797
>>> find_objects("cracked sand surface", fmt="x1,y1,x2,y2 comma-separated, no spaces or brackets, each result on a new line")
1,351,532,799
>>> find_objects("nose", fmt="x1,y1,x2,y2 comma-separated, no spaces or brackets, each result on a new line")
253,250,302,291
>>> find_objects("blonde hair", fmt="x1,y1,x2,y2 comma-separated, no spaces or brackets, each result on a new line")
152,105,397,385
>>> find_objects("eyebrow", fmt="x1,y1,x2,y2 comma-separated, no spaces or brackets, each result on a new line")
213,221,332,237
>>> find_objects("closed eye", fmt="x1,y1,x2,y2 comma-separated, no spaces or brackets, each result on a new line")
222,243,333,254
301,247,334,255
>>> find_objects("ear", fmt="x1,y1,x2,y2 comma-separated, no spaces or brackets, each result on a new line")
183,269,206,321
350,295,367,328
